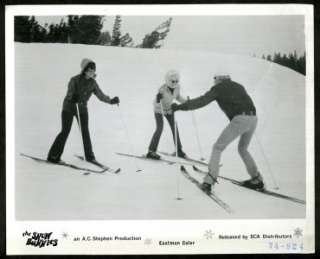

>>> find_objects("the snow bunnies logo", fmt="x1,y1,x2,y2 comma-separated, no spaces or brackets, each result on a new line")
22,231,58,248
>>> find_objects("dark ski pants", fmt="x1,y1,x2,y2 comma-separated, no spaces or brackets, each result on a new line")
148,112,183,152
47,109,95,161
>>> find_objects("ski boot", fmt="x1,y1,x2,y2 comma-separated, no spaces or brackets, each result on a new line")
242,175,265,190
47,155,63,164
200,182,212,194
172,150,187,159
146,151,161,160
177,150,187,159
86,157,97,163
85,154,96,163
200,174,218,194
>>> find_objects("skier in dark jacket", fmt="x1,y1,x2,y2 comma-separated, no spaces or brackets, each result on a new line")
47,58,120,163
171,75,264,192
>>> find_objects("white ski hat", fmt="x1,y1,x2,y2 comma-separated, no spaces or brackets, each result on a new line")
80,58,95,73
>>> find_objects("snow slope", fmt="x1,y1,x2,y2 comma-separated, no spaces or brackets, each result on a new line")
14,43,306,220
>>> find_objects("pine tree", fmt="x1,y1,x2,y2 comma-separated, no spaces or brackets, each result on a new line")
47,24,55,42
297,52,306,75
273,52,281,64
282,54,289,67
265,51,305,75
98,31,112,45
79,16,104,44
141,31,160,48
155,17,172,48
67,15,104,44
14,16,32,42
111,15,122,46
14,16,47,43
120,33,134,47
59,21,69,43
67,15,80,43
140,17,172,48
29,16,46,42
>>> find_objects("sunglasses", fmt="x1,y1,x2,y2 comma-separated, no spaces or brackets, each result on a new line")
171,80,179,84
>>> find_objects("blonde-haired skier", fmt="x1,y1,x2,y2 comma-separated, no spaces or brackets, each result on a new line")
147,70,187,160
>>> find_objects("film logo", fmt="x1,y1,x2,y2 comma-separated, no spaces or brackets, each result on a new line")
22,231,58,248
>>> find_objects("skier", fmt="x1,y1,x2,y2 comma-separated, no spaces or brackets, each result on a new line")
146,70,188,160
47,58,120,163
171,75,264,192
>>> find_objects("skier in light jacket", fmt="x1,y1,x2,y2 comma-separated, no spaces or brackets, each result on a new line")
47,58,120,163
172,75,264,192
147,70,187,160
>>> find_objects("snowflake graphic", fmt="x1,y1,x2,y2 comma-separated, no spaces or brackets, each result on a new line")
204,230,214,240
62,232,68,239
144,238,152,245
293,228,303,238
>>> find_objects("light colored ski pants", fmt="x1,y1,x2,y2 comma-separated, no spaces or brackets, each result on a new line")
205,115,259,184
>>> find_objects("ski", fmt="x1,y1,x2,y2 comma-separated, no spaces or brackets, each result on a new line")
115,152,193,166
192,165,305,205
20,153,107,174
180,165,233,214
159,151,208,166
74,155,121,174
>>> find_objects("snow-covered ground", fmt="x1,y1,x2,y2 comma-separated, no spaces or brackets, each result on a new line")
14,43,306,220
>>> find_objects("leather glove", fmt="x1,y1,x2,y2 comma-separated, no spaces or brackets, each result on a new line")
171,103,180,112
110,96,120,105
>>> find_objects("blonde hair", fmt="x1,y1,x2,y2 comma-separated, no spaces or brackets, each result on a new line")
165,70,180,85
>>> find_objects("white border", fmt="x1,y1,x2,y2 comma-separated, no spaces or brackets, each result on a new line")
6,4,314,255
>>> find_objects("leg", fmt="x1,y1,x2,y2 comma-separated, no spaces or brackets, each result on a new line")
148,113,164,152
207,116,249,182
47,110,74,161
238,117,260,178
76,109,95,160
165,113,183,152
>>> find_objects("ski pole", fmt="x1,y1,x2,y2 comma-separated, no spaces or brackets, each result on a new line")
247,63,278,188
173,111,182,200
254,132,279,190
117,104,142,172
76,103,86,161
188,96,205,161
161,99,182,200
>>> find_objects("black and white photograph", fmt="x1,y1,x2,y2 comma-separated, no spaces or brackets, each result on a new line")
5,4,315,255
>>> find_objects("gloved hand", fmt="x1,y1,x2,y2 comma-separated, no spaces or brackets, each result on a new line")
171,103,180,112
71,94,79,103
156,93,163,103
110,96,120,105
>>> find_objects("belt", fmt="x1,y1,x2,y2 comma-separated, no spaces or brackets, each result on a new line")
240,111,256,116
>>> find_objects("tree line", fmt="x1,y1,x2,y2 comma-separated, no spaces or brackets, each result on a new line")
261,51,306,75
14,15,172,49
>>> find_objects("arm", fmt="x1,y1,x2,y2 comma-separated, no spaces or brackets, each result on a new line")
176,86,218,111
156,86,165,103
65,78,76,102
93,81,111,103
176,88,187,103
